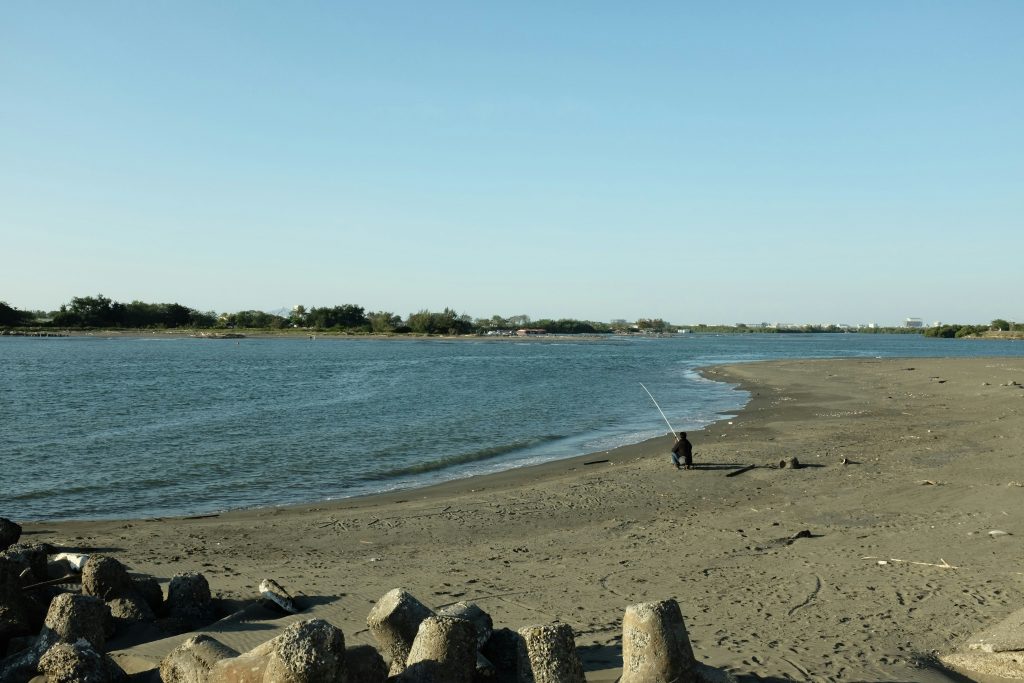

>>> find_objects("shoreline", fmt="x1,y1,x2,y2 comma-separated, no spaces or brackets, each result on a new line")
18,356,1024,681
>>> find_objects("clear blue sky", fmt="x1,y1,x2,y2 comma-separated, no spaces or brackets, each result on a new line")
2,2,1021,325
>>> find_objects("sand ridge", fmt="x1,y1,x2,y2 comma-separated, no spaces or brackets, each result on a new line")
23,357,1024,681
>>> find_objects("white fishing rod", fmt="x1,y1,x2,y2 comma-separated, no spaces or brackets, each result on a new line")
639,382,677,436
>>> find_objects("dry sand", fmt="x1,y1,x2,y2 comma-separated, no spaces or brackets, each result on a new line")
21,357,1024,681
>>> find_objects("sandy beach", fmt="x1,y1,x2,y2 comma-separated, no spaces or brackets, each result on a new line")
17,356,1024,681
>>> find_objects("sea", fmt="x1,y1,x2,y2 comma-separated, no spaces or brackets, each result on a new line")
3,333,1023,522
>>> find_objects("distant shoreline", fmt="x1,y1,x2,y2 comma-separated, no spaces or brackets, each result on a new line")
5,326,1022,342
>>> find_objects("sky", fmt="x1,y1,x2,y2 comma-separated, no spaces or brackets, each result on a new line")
2,2,1021,326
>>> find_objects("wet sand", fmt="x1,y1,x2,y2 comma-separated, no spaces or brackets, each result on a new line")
22,357,1024,681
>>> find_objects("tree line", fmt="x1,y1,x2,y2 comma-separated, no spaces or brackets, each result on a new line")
922,319,1019,338
0,294,631,335
3,295,1016,338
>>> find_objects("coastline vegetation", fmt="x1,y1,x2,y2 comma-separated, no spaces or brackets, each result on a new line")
1,296,1020,339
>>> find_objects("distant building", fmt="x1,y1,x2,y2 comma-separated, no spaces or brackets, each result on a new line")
905,317,924,328
516,328,547,336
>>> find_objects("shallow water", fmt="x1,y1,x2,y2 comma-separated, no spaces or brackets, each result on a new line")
2,333,1022,520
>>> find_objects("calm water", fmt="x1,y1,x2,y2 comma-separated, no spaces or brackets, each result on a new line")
2,333,1022,521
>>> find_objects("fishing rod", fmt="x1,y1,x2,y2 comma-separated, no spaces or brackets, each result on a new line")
639,382,677,435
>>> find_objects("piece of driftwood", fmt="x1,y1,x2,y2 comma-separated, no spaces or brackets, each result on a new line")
584,459,609,466
726,464,756,477
863,556,959,569
21,574,82,591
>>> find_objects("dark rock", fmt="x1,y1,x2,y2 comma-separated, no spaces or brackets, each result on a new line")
474,652,498,681
346,644,387,683
0,519,21,552
481,628,520,676
0,544,52,585
4,635,35,658
131,575,163,613
0,559,41,652
0,633,54,683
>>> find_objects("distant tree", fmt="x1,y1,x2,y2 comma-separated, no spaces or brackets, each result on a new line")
0,301,31,326
226,310,287,328
306,304,368,329
189,310,217,328
955,325,985,338
992,319,1011,331
367,311,401,333
406,308,472,334
51,294,117,327
289,305,308,327
474,314,510,331
637,318,669,332
532,318,612,334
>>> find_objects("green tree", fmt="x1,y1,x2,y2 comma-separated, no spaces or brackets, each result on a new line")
531,318,611,334
637,318,669,332
306,304,368,329
367,311,401,333
226,310,287,328
289,305,308,327
406,308,471,334
52,294,117,327
0,301,30,326
992,319,1011,331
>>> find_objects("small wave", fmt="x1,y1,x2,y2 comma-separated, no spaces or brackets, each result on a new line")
364,436,563,480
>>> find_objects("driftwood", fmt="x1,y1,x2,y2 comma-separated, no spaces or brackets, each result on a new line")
583,459,609,466
726,464,757,477
21,574,82,591
864,556,959,569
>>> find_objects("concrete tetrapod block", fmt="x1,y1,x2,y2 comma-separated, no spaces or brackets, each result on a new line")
165,572,216,632
619,600,698,683
81,556,135,601
940,605,1024,679
37,639,128,683
366,588,434,675
398,615,478,683
207,618,346,683
42,593,111,651
516,623,585,683
159,634,240,683
438,601,494,650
